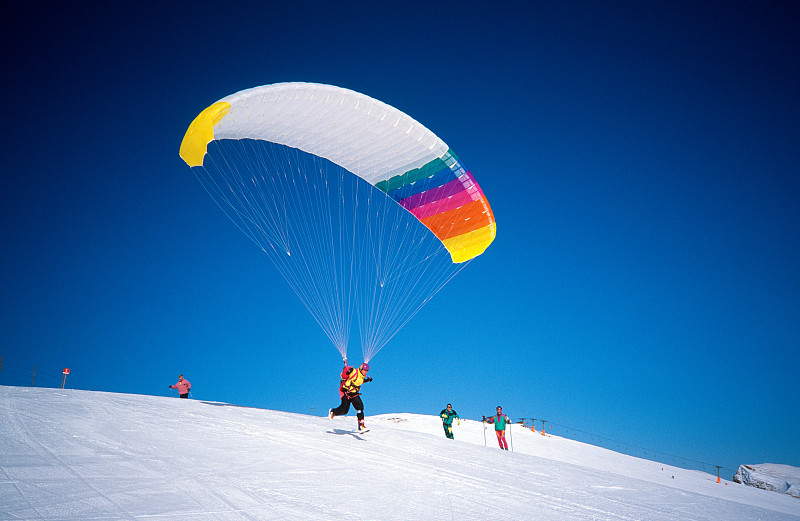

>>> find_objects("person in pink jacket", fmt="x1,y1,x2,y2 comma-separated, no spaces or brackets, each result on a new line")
169,375,191,398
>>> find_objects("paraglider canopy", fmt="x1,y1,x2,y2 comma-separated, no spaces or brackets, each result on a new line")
180,82,495,361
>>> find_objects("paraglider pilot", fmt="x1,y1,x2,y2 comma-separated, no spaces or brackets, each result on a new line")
328,358,372,432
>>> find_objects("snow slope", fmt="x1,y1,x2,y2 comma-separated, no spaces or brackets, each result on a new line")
1,386,797,520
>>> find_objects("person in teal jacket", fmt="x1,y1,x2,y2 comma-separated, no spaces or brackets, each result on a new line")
484,406,510,450
439,404,460,439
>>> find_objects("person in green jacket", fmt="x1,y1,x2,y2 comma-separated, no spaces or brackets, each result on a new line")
439,404,460,439
484,406,511,450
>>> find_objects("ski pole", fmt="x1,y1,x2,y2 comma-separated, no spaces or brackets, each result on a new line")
482,416,486,446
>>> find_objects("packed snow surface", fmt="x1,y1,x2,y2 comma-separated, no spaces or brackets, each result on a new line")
1,386,798,520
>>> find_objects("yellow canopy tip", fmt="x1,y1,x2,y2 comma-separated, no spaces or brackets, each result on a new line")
444,223,497,263
179,101,231,167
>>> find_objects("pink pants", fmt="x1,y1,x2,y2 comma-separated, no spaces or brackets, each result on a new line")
495,430,508,449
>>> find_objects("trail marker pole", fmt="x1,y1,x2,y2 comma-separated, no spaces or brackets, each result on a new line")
61,368,70,389
31,365,36,387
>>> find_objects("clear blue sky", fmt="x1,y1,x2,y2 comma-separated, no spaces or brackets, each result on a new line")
2,2,798,478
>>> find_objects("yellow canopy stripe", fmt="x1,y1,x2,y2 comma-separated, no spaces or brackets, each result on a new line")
179,102,232,167
442,223,497,263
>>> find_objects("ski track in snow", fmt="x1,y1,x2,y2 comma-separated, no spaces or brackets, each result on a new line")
1,387,798,521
